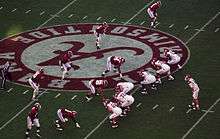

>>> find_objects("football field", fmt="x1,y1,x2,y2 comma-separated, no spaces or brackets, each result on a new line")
0,0,220,139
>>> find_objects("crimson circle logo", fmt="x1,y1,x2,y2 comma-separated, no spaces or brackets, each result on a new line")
0,23,189,91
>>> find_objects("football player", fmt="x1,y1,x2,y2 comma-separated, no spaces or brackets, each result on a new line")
137,70,157,94
164,49,182,69
115,81,134,95
114,85,134,115
102,56,125,78
147,1,161,28
55,108,80,131
94,22,108,49
28,68,44,100
0,61,12,89
85,79,108,102
151,59,174,83
59,51,73,81
103,98,122,128
185,74,200,110
25,103,41,139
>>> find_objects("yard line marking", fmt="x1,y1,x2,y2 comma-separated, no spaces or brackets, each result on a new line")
22,90,29,95
83,15,88,20
36,0,77,29
186,109,192,114
182,98,220,139
50,14,59,18
0,7,3,10
185,11,220,44
169,106,175,112
111,18,116,22
140,21,145,25
0,90,47,131
214,28,219,32
169,24,174,28
40,11,45,16
68,14,74,18
25,9,31,14
11,8,17,12
136,103,142,108
201,109,215,113
152,104,159,110
97,17,102,21
83,87,139,139
124,0,155,25
54,93,61,98
194,29,205,32
7,88,13,93
83,115,109,139
71,95,77,100
184,25,189,30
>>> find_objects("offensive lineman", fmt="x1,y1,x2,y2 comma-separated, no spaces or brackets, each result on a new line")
185,74,200,110
147,1,161,28
28,68,44,100
25,103,41,139
164,49,182,69
55,108,80,131
94,22,108,49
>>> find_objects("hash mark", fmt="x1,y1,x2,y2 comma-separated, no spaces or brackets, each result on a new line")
214,28,219,32
22,90,29,95
186,109,192,114
136,103,142,108
184,25,189,30
7,88,13,93
54,93,61,98
152,104,159,110
83,15,87,20
0,7,3,10
111,18,116,22
140,21,145,25
97,17,102,21
25,9,31,14
201,109,215,113
40,11,45,16
11,8,17,12
194,29,205,32
71,95,77,100
169,24,174,28
155,22,160,27
68,14,73,18
169,106,175,112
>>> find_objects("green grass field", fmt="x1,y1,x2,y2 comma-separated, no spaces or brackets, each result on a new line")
0,0,220,139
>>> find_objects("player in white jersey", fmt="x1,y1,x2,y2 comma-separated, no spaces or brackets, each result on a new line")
164,49,182,69
115,82,134,95
138,70,157,94
151,59,174,83
185,74,200,110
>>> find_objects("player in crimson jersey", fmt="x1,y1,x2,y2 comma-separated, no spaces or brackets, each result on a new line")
55,108,80,131
28,68,44,100
59,51,73,80
147,1,161,28
25,103,41,139
164,49,182,69
185,74,200,110
94,22,108,49
102,56,125,78
103,98,122,128
85,79,108,102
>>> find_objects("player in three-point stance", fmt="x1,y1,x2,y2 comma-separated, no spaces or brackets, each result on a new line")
25,103,42,139
102,56,125,78
0,61,12,89
85,79,108,102
185,74,200,110
147,1,161,28
28,68,44,100
55,108,80,131
59,51,73,81
137,70,157,94
94,22,108,49
163,48,182,69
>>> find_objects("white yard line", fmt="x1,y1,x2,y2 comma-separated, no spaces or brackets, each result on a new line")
152,104,159,110
54,93,61,98
123,0,155,25
71,95,77,100
36,0,77,29
181,98,220,139
22,90,29,95
0,90,47,130
185,11,220,44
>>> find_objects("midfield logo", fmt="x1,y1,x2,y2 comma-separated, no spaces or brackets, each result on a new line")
0,23,189,91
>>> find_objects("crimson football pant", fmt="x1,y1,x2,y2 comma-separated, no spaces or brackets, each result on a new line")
0,70,6,88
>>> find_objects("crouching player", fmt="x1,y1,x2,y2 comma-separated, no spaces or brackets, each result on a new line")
103,98,122,128
25,103,41,139
85,79,108,102
137,70,157,94
163,49,182,69
55,108,80,131
185,74,200,110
